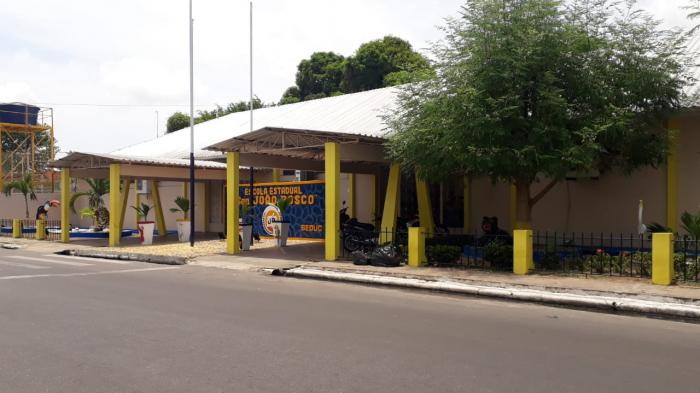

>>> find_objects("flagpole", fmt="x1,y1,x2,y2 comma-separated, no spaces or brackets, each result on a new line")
249,0,255,239
189,0,196,247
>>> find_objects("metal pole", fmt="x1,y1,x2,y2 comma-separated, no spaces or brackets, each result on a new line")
248,1,255,238
189,0,196,247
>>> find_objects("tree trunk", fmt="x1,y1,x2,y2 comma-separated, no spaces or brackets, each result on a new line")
515,180,532,230
24,195,29,219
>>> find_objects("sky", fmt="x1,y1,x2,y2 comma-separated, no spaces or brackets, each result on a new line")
0,0,694,154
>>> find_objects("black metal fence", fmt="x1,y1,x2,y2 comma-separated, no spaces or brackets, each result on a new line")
0,218,61,241
425,232,514,270
674,238,700,283
532,232,651,278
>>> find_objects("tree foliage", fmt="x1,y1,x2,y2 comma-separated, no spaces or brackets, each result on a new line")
166,98,264,134
386,0,693,228
280,36,433,104
2,172,37,218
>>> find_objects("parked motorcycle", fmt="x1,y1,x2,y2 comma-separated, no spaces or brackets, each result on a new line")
340,202,377,253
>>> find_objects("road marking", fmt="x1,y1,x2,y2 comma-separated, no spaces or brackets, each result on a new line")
7,255,93,267
0,260,50,270
0,266,180,280
43,254,131,265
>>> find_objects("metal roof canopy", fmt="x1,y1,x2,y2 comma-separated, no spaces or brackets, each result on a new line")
49,152,227,181
206,127,389,174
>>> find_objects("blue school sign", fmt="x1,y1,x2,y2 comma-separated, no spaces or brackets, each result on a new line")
240,181,325,239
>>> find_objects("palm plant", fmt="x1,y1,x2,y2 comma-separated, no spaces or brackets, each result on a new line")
681,211,700,239
2,172,37,218
687,1,700,34
169,196,190,218
275,197,293,221
70,178,110,229
132,203,153,222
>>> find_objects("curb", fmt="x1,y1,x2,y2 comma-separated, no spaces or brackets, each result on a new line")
283,268,700,320
62,250,187,265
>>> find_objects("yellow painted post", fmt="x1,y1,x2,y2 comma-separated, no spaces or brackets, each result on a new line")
463,175,471,233
226,152,241,254
108,164,121,247
272,168,282,182
509,184,517,232
347,173,356,219
325,143,341,261
12,219,21,238
667,119,679,232
415,175,436,238
380,163,401,244
408,227,426,267
36,219,46,240
151,181,167,237
60,168,70,243
118,178,131,233
652,233,674,285
513,229,533,275
203,181,210,233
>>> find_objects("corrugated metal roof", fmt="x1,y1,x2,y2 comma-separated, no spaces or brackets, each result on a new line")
113,86,400,160
51,152,227,170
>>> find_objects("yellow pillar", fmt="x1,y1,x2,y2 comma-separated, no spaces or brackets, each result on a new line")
652,233,674,285
272,168,282,182
667,119,679,232
108,164,121,247
325,143,341,261
347,173,356,219
226,152,241,254
380,163,401,244
463,175,471,233
408,227,426,267
203,181,210,233
36,219,46,240
60,168,70,243
415,175,435,237
513,229,533,275
151,180,167,237
12,219,21,238
118,178,132,233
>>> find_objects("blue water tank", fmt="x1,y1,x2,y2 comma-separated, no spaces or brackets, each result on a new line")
0,103,40,125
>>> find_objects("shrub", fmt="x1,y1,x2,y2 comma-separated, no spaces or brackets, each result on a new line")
483,241,512,270
427,245,462,266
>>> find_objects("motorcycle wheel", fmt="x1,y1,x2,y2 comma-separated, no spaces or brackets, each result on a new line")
343,234,362,253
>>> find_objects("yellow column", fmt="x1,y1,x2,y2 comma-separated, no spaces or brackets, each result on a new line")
652,233,674,285
513,229,533,275
415,174,435,237
509,184,517,231
226,152,241,254
118,178,132,233
151,180,167,237
325,143,341,261
380,163,401,244
272,168,282,182
463,175,472,233
408,227,426,267
347,173,356,219
12,219,21,238
203,181,210,233
36,219,46,240
60,168,70,243
108,164,121,247
667,119,679,232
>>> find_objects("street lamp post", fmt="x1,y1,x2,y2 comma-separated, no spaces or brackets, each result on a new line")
189,0,196,247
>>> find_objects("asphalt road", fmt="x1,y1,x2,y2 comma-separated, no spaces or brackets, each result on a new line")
0,248,698,393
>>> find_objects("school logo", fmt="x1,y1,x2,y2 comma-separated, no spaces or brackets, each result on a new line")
261,205,281,236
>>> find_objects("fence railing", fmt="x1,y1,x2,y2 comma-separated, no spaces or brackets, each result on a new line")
674,238,700,283
532,232,651,278
425,232,513,270
0,218,61,241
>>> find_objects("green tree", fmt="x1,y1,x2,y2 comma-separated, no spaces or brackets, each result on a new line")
2,172,37,218
387,0,691,229
295,52,346,100
166,112,191,133
279,86,301,105
342,36,433,93
687,0,700,34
